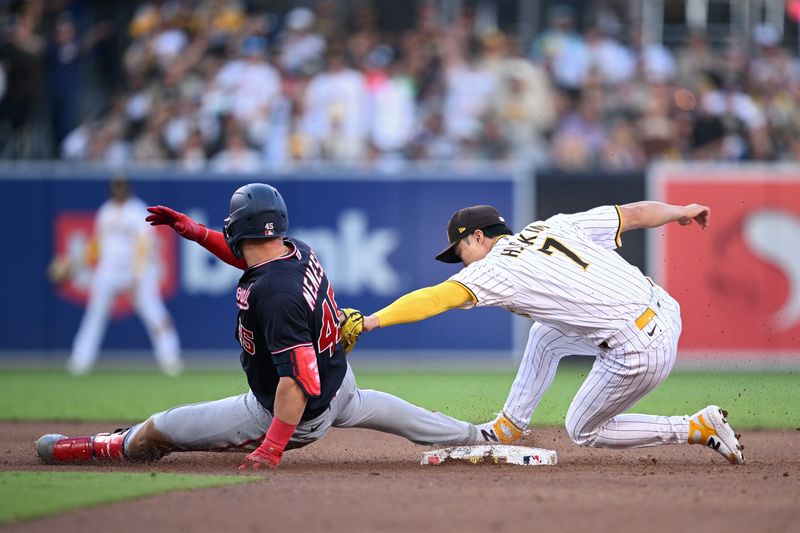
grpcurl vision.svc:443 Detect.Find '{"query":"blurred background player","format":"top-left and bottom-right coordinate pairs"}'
top-left (67, 175), bottom-right (183, 376)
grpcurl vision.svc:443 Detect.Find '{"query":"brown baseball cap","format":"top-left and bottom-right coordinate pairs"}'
top-left (435, 205), bottom-right (510, 263)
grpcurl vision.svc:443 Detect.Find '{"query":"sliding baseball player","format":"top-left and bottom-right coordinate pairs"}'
top-left (36, 184), bottom-right (479, 469)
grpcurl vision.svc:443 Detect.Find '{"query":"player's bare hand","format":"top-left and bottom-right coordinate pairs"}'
top-left (238, 445), bottom-right (282, 470)
top-left (47, 256), bottom-right (74, 285)
top-left (146, 206), bottom-right (207, 242)
top-left (678, 204), bottom-right (710, 229)
top-left (362, 315), bottom-right (380, 333)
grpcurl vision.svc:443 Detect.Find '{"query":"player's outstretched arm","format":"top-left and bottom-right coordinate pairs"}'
top-left (239, 377), bottom-right (307, 470)
top-left (618, 201), bottom-right (710, 232)
top-left (146, 206), bottom-right (248, 269)
top-left (362, 281), bottom-right (475, 332)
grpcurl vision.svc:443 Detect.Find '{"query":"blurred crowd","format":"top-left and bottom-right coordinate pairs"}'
top-left (2, 0), bottom-right (800, 171)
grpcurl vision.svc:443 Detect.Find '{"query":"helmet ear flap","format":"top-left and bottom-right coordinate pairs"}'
top-left (223, 216), bottom-right (244, 259)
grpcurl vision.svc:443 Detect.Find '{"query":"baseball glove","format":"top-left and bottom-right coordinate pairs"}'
top-left (47, 256), bottom-right (74, 285)
top-left (339, 308), bottom-right (364, 355)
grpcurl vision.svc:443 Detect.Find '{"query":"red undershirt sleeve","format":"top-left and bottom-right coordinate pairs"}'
top-left (199, 228), bottom-right (248, 270)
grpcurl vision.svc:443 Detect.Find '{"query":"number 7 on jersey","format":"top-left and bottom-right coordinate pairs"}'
top-left (537, 237), bottom-right (589, 270)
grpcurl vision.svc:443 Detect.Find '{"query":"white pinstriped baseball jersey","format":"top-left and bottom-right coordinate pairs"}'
top-left (450, 205), bottom-right (654, 345)
top-left (95, 197), bottom-right (152, 271)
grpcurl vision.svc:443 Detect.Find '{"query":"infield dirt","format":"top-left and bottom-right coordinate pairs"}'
top-left (2, 422), bottom-right (799, 532)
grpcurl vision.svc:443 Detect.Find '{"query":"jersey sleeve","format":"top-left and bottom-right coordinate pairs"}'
top-left (94, 204), bottom-right (107, 237)
top-left (373, 281), bottom-right (474, 327)
top-left (132, 200), bottom-right (153, 256)
top-left (134, 199), bottom-right (152, 234)
top-left (448, 261), bottom-right (516, 308)
top-left (556, 205), bottom-right (623, 250)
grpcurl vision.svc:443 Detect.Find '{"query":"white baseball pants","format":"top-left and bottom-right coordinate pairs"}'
top-left (69, 264), bottom-right (182, 375)
top-left (503, 285), bottom-right (690, 448)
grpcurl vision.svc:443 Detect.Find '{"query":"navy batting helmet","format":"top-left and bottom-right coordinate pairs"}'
top-left (223, 183), bottom-right (289, 258)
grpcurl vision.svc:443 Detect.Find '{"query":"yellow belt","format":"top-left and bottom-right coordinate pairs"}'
top-left (634, 307), bottom-right (656, 330)
top-left (634, 278), bottom-right (658, 330)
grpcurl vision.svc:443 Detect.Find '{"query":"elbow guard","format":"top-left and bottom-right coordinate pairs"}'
top-left (288, 345), bottom-right (321, 397)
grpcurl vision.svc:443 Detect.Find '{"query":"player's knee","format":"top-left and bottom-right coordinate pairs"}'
top-left (156, 316), bottom-right (175, 334)
top-left (125, 416), bottom-right (176, 461)
top-left (565, 418), bottom-right (599, 447)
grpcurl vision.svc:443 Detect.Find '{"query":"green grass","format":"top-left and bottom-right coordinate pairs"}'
top-left (0, 471), bottom-right (257, 524)
top-left (355, 367), bottom-right (800, 429)
top-left (0, 365), bottom-right (797, 428)
top-left (0, 367), bottom-right (796, 524)
top-left (0, 370), bottom-right (248, 421)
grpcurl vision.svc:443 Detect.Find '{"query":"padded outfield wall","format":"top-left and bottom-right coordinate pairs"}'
top-left (538, 163), bottom-right (800, 365)
top-left (2, 163), bottom-right (797, 365)
top-left (0, 164), bottom-right (531, 362)
top-left (647, 163), bottom-right (800, 365)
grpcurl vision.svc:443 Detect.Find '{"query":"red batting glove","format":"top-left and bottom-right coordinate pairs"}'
top-left (146, 206), bottom-right (208, 242)
top-left (239, 442), bottom-right (283, 470)
top-left (238, 417), bottom-right (297, 471)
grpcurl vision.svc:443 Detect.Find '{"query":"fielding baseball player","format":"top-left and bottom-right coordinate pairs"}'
top-left (67, 177), bottom-right (183, 376)
top-left (36, 184), bottom-right (479, 468)
top-left (353, 202), bottom-right (744, 464)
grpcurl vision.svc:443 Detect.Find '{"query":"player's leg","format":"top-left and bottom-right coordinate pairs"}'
top-left (563, 338), bottom-right (687, 449)
top-left (133, 266), bottom-right (183, 376)
top-left (564, 293), bottom-right (744, 463)
top-left (123, 392), bottom-right (272, 459)
top-left (38, 391), bottom-right (273, 463)
top-left (68, 268), bottom-right (118, 375)
top-left (330, 365), bottom-right (477, 445)
top-left (564, 293), bottom-right (688, 448)
top-left (478, 323), bottom-right (595, 444)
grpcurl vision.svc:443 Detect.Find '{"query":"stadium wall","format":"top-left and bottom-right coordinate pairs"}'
top-left (0, 165), bottom-right (527, 361)
top-left (3, 163), bottom-right (798, 365)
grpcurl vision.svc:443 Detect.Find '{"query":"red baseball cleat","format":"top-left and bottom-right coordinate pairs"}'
top-left (35, 432), bottom-right (127, 464)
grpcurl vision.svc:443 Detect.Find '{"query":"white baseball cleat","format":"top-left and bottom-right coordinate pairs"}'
top-left (476, 412), bottom-right (530, 445)
top-left (66, 359), bottom-right (91, 376)
top-left (159, 358), bottom-right (184, 377)
top-left (688, 405), bottom-right (745, 464)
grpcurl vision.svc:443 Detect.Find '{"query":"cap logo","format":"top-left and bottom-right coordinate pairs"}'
top-left (265, 221), bottom-right (275, 236)
top-left (499, 216), bottom-right (505, 222)
top-left (458, 227), bottom-right (466, 234)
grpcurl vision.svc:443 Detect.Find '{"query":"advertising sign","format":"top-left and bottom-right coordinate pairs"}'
top-left (649, 164), bottom-right (800, 360)
top-left (0, 168), bottom-right (526, 360)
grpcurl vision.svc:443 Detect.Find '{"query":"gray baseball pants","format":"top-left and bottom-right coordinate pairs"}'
top-left (123, 363), bottom-right (476, 459)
